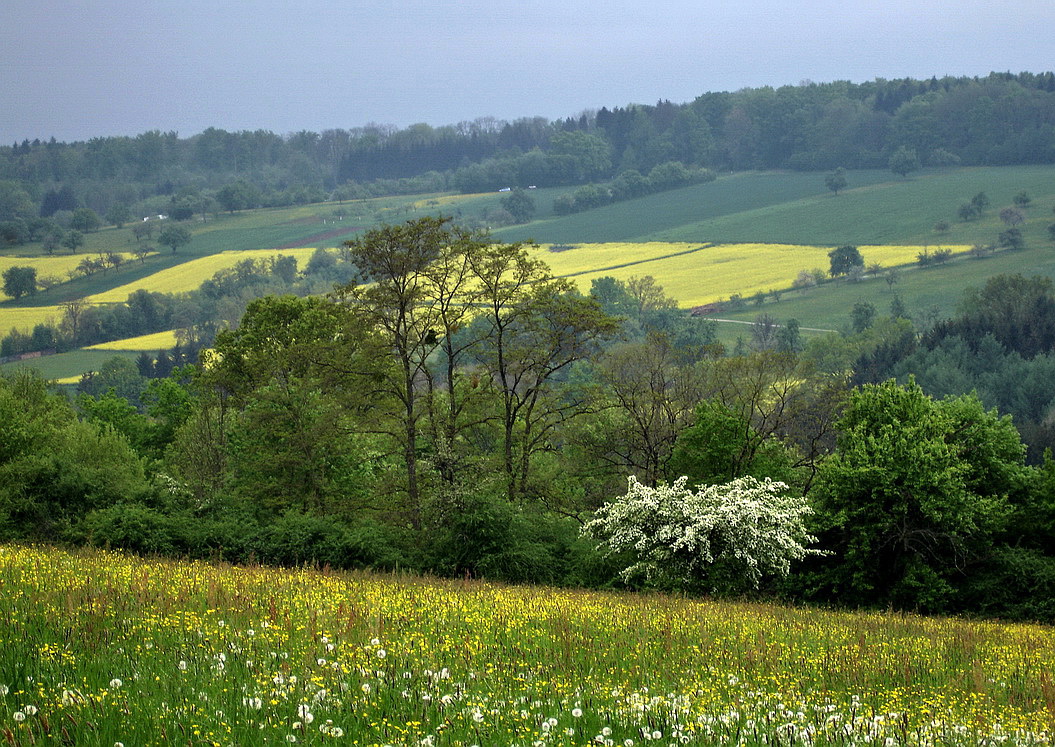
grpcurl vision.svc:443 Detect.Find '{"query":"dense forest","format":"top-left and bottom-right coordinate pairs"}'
top-left (2, 72), bottom-right (1055, 242)
top-left (3, 217), bottom-right (1055, 622)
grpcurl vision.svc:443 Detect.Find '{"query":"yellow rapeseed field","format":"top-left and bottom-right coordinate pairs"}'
top-left (87, 329), bottom-right (182, 351)
top-left (0, 254), bottom-right (141, 301)
top-left (535, 242), bottom-right (710, 277)
top-left (0, 544), bottom-right (1051, 746)
top-left (87, 247), bottom-right (319, 302)
top-left (540, 243), bottom-right (969, 307)
top-left (0, 305), bottom-right (65, 335)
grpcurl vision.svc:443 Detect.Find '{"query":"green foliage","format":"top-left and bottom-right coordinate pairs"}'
top-left (2, 265), bottom-right (37, 299)
top-left (824, 167), bottom-right (847, 195)
top-left (828, 245), bottom-right (863, 277)
top-left (499, 188), bottom-right (535, 223)
top-left (888, 146), bottom-right (921, 177)
top-left (850, 301), bottom-right (876, 333)
top-left (70, 207), bottom-right (102, 232)
top-left (669, 400), bottom-right (797, 486)
top-left (157, 224), bottom-right (192, 253)
top-left (0, 372), bottom-right (149, 541)
top-left (804, 379), bottom-right (1023, 612)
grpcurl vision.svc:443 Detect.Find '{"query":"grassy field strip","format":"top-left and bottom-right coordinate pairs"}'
top-left (556, 243), bottom-right (968, 308)
top-left (87, 329), bottom-right (182, 352)
top-left (86, 247), bottom-right (319, 302)
top-left (0, 544), bottom-right (1052, 746)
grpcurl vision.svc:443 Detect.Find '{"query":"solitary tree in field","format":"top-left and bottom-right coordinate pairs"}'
top-left (825, 167), bottom-right (847, 196)
top-left (62, 230), bottom-right (84, 254)
top-left (2, 265), bottom-right (37, 299)
top-left (828, 245), bottom-right (863, 277)
top-left (158, 225), bottom-right (192, 253)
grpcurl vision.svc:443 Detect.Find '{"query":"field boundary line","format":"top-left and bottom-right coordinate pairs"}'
top-left (554, 243), bottom-right (714, 278)
top-left (706, 317), bottom-right (836, 333)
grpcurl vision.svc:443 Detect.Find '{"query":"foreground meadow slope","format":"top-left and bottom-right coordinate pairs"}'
top-left (1, 545), bottom-right (1053, 746)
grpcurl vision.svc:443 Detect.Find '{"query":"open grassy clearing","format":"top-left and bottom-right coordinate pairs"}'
top-left (1, 544), bottom-right (1052, 746)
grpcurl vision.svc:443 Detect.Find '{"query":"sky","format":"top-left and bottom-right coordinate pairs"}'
top-left (3, 0), bottom-right (1054, 144)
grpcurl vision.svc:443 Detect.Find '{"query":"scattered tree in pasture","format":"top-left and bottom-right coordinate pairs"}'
top-left (825, 167), bottom-right (847, 195)
top-left (62, 229), bottom-right (84, 253)
top-left (70, 207), bottom-right (102, 232)
top-left (42, 229), bottom-right (63, 255)
top-left (999, 228), bottom-right (1025, 250)
top-left (793, 270), bottom-right (816, 293)
top-left (2, 265), bottom-right (37, 299)
top-left (105, 203), bottom-right (132, 228)
top-left (132, 221), bottom-right (154, 242)
top-left (36, 274), bottom-right (62, 293)
top-left (1013, 191), bottom-right (1032, 208)
top-left (885, 267), bottom-right (901, 289)
top-left (934, 220), bottom-right (949, 233)
top-left (157, 225), bottom-right (192, 253)
top-left (1000, 207), bottom-right (1025, 227)
top-left (828, 245), bottom-right (863, 277)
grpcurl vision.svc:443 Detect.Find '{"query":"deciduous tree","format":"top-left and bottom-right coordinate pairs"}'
top-left (2, 266), bottom-right (37, 299)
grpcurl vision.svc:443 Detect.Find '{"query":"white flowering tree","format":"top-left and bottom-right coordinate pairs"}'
top-left (583, 475), bottom-right (820, 593)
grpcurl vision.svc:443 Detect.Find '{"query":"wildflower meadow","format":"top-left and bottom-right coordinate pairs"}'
top-left (1, 545), bottom-right (1053, 746)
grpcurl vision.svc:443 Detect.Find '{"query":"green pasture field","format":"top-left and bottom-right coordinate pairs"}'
top-left (498, 166), bottom-right (1055, 246)
top-left (1, 544), bottom-right (1053, 746)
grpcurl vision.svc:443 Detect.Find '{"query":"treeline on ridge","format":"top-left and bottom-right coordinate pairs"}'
top-left (2, 71), bottom-right (1054, 242)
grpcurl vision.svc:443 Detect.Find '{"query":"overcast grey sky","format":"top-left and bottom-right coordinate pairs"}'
top-left (3, 0), bottom-right (1053, 143)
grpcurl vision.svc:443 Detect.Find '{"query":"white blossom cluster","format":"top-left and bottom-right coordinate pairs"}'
top-left (583, 475), bottom-right (821, 588)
